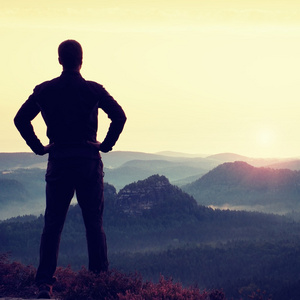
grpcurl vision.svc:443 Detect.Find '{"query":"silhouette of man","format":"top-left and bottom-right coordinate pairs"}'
top-left (14, 40), bottom-right (126, 299)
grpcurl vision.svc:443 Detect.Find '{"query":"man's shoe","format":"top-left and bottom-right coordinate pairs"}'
top-left (37, 283), bottom-right (53, 299)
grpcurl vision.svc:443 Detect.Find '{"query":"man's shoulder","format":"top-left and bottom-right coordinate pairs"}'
top-left (34, 76), bottom-right (61, 92)
top-left (84, 79), bottom-right (107, 94)
top-left (85, 79), bottom-right (104, 89)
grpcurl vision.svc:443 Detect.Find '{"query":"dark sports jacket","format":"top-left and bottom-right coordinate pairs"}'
top-left (14, 70), bottom-right (126, 159)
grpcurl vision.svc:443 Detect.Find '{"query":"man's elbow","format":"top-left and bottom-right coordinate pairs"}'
top-left (115, 115), bottom-right (127, 132)
top-left (13, 114), bottom-right (21, 129)
top-left (122, 114), bottom-right (127, 125)
top-left (14, 113), bottom-right (28, 131)
top-left (110, 111), bottom-right (127, 130)
top-left (117, 112), bottom-right (127, 126)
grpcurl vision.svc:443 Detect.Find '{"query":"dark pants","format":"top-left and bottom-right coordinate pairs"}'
top-left (35, 158), bottom-right (108, 285)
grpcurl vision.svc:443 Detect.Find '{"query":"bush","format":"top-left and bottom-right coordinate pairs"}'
top-left (0, 253), bottom-right (36, 298)
top-left (118, 276), bottom-right (224, 300)
top-left (0, 252), bottom-right (225, 299)
top-left (59, 269), bottom-right (223, 300)
top-left (59, 268), bottom-right (143, 300)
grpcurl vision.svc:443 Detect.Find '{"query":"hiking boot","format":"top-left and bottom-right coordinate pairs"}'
top-left (37, 283), bottom-right (53, 299)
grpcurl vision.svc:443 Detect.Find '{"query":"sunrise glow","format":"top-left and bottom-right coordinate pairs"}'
top-left (2, 1), bottom-right (300, 158)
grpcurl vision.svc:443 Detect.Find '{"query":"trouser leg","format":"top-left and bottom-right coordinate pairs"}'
top-left (76, 159), bottom-right (108, 272)
top-left (35, 161), bottom-right (75, 285)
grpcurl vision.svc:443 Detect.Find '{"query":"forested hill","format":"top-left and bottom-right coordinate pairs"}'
top-left (0, 168), bottom-right (47, 219)
top-left (182, 161), bottom-right (300, 213)
top-left (0, 179), bottom-right (28, 203)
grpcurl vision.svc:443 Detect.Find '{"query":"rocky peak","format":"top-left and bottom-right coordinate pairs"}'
top-left (116, 175), bottom-right (173, 215)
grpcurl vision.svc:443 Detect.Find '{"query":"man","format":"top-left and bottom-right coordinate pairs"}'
top-left (14, 40), bottom-right (126, 299)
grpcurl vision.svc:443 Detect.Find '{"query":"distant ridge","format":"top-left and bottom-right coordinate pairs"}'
top-left (206, 152), bottom-right (249, 161)
top-left (155, 151), bottom-right (205, 158)
top-left (0, 151), bottom-right (294, 171)
top-left (182, 161), bottom-right (300, 214)
top-left (206, 152), bottom-right (284, 167)
top-left (1, 151), bottom-right (298, 196)
top-left (266, 159), bottom-right (300, 171)
top-left (0, 152), bottom-right (47, 170)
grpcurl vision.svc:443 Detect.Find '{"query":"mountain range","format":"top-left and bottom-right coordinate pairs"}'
top-left (1, 151), bottom-right (300, 188)
top-left (1, 151), bottom-right (300, 219)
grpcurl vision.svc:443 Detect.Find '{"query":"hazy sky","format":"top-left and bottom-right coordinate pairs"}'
top-left (2, 0), bottom-right (300, 158)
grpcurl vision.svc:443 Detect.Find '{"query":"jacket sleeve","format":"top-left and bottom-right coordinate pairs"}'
top-left (14, 93), bottom-right (45, 155)
top-left (97, 87), bottom-right (127, 152)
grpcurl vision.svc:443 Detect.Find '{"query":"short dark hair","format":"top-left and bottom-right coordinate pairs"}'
top-left (58, 40), bottom-right (83, 69)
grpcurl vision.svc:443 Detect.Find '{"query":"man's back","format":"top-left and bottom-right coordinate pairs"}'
top-left (15, 70), bottom-right (126, 158)
top-left (35, 71), bottom-right (99, 145)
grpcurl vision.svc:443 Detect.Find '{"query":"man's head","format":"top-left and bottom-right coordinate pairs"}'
top-left (58, 40), bottom-right (83, 70)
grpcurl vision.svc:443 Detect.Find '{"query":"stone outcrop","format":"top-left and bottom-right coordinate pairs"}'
top-left (116, 175), bottom-right (179, 215)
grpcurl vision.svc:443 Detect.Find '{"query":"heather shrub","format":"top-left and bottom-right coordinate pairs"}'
top-left (59, 268), bottom-right (143, 300)
top-left (59, 269), bottom-right (224, 300)
top-left (0, 253), bottom-right (36, 298)
top-left (0, 253), bottom-right (225, 299)
top-left (118, 275), bottom-right (224, 300)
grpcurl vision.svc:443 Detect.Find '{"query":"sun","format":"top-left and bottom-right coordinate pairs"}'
top-left (257, 129), bottom-right (275, 147)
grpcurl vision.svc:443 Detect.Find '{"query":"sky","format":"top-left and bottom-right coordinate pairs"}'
top-left (1, 0), bottom-right (300, 158)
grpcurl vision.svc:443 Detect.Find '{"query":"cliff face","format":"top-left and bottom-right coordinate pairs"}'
top-left (116, 175), bottom-right (171, 214)
top-left (116, 175), bottom-right (197, 215)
